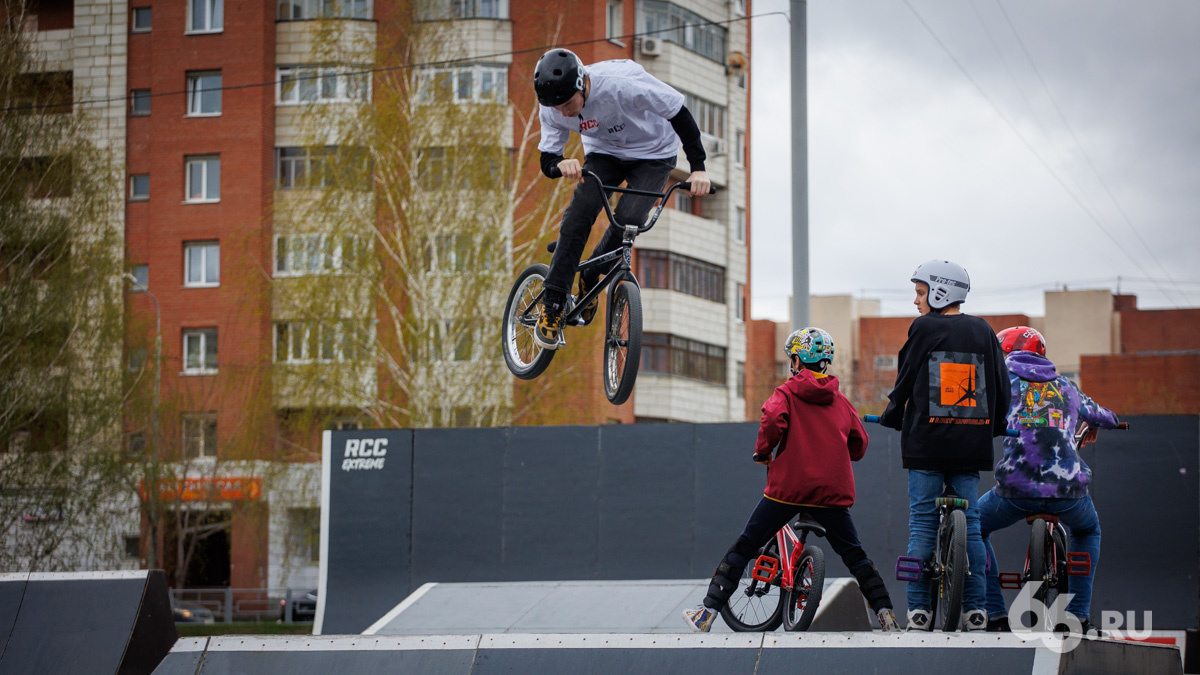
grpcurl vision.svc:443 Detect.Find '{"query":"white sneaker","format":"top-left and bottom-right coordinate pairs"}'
top-left (877, 608), bottom-right (900, 632)
top-left (906, 609), bottom-right (932, 632)
top-left (682, 605), bottom-right (718, 632)
top-left (963, 609), bottom-right (987, 632)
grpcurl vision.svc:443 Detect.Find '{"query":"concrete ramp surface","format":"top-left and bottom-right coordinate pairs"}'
top-left (361, 578), bottom-right (872, 635)
top-left (152, 632), bottom-right (1182, 675)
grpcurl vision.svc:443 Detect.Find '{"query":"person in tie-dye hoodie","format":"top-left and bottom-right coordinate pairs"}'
top-left (978, 326), bottom-right (1119, 635)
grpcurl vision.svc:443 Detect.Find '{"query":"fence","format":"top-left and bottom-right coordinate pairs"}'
top-left (169, 587), bottom-right (316, 623)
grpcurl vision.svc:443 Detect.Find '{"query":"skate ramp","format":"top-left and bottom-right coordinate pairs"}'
top-left (0, 570), bottom-right (177, 675)
top-left (152, 632), bottom-right (1182, 675)
top-left (361, 578), bottom-right (872, 635)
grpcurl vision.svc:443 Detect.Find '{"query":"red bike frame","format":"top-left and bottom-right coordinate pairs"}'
top-left (749, 524), bottom-right (805, 593)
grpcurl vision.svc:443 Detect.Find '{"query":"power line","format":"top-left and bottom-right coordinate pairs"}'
top-left (992, 0), bottom-right (1190, 307)
top-left (1, 12), bottom-right (785, 114)
top-left (899, 0), bottom-right (1179, 308)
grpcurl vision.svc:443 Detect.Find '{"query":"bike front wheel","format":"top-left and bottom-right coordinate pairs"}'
top-left (603, 279), bottom-right (642, 405)
top-left (936, 509), bottom-right (967, 632)
top-left (783, 544), bottom-right (825, 632)
top-left (502, 264), bottom-right (555, 380)
top-left (720, 538), bottom-right (785, 632)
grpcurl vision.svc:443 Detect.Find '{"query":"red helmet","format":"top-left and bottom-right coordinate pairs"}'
top-left (997, 326), bottom-right (1046, 356)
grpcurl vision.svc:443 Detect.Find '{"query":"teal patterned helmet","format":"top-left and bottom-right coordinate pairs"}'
top-left (784, 327), bottom-right (835, 366)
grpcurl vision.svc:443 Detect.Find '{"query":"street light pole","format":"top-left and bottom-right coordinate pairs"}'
top-left (126, 274), bottom-right (161, 569)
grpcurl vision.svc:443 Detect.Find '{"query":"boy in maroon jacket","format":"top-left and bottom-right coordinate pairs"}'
top-left (683, 328), bottom-right (899, 632)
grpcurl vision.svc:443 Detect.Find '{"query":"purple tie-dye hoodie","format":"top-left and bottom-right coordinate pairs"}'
top-left (994, 352), bottom-right (1120, 499)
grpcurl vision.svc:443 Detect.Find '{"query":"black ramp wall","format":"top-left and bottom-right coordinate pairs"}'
top-left (318, 416), bottom-right (1199, 635)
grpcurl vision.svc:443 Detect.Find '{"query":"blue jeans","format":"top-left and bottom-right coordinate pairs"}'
top-left (978, 489), bottom-right (1101, 620)
top-left (906, 470), bottom-right (986, 614)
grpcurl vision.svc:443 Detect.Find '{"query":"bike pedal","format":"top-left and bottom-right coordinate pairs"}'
top-left (751, 555), bottom-right (780, 584)
top-left (1066, 552), bottom-right (1092, 576)
top-left (896, 556), bottom-right (923, 582)
top-left (998, 572), bottom-right (1024, 590)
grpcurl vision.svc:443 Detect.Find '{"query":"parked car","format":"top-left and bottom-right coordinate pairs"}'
top-left (173, 602), bottom-right (216, 624)
top-left (279, 589), bottom-right (317, 622)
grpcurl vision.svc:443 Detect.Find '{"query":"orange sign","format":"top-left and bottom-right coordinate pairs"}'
top-left (138, 477), bottom-right (262, 502)
top-left (939, 363), bottom-right (978, 407)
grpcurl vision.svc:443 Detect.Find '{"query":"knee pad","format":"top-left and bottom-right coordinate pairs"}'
top-left (852, 564), bottom-right (893, 611)
top-left (705, 561), bottom-right (743, 609)
top-left (725, 536), bottom-right (761, 569)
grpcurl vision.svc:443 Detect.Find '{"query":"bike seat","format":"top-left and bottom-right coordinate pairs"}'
top-left (547, 241), bottom-right (557, 253)
top-left (792, 515), bottom-right (826, 538)
top-left (1026, 513), bottom-right (1059, 525)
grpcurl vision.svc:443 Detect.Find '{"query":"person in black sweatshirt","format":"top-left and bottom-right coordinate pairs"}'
top-left (880, 259), bottom-right (1010, 631)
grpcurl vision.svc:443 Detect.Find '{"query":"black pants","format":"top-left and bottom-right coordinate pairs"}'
top-left (544, 153), bottom-right (676, 297)
top-left (708, 496), bottom-right (893, 612)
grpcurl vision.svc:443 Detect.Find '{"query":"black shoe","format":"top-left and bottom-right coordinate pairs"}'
top-left (987, 616), bottom-right (1011, 632)
top-left (1054, 617), bottom-right (1104, 638)
top-left (575, 276), bottom-right (599, 325)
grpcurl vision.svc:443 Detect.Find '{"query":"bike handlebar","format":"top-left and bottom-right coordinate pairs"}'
top-left (863, 414), bottom-right (1019, 437)
top-left (676, 181), bottom-right (718, 195)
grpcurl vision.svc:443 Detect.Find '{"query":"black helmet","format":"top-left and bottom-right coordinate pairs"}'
top-left (533, 49), bottom-right (586, 107)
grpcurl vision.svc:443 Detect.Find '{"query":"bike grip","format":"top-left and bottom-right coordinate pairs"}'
top-left (676, 182), bottom-right (718, 195)
top-left (752, 453), bottom-right (770, 463)
top-left (1005, 429), bottom-right (1019, 437)
top-left (863, 414), bottom-right (881, 424)
top-left (1116, 422), bottom-right (1129, 430)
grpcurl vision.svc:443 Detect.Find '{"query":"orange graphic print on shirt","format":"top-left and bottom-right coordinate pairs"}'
top-left (939, 362), bottom-right (978, 408)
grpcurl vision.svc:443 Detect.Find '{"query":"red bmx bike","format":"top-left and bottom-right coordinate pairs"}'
top-left (720, 512), bottom-right (827, 632)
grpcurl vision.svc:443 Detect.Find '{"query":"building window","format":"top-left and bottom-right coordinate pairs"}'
top-left (127, 347), bottom-right (147, 372)
top-left (130, 89), bottom-right (151, 116)
top-left (132, 7), bottom-right (152, 32)
top-left (182, 413), bottom-right (217, 459)
top-left (275, 146), bottom-right (371, 190)
top-left (736, 361), bottom-right (745, 396)
top-left (430, 320), bottom-right (474, 362)
top-left (676, 190), bottom-right (696, 213)
top-left (874, 355), bottom-right (898, 371)
top-left (640, 0), bottom-right (726, 63)
top-left (606, 0), bottom-right (623, 40)
top-left (123, 535), bottom-right (141, 559)
top-left (641, 332), bottom-right (727, 385)
top-left (277, 66), bottom-right (370, 105)
top-left (733, 0), bottom-right (745, 16)
top-left (185, 155), bottom-right (220, 202)
top-left (274, 320), bottom-right (369, 364)
top-left (637, 250), bottom-right (725, 303)
top-left (735, 130), bottom-right (745, 167)
top-left (184, 241), bottom-right (220, 286)
top-left (415, 64), bottom-right (507, 104)
top-left (736, 282), bottom-right (745, 321)
top-left (183, 328), bottom-right (218, 374)
top-left (328, 419), bottom-right (362, 430)
top-left (187, 0), bottom-right (223, 33)
top-left (274, 233), bottom-right (363, 275)
top-left (279, 0), bottom-right (372, 20)
top-left (415, 0), bottom-right (509, 21)
top-left (130, 174), bottom-right (149, 201)
top-left (681, 92), bottom-right (725, 140)
top-left (130, 264), bottom-right (149, 289)
top-left (735, 207), bottom-right (745, 244)
top-left (286, 508), bottom-right (320, 563)
top-left (186, 71), bottom-right (221, 116)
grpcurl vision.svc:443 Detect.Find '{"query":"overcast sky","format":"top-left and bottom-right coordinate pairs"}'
top-left (748, 0), bottom-right (1200, 321)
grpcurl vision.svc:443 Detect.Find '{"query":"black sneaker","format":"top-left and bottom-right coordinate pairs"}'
top-left (987, 616), bottom-right (1011, 632)
top-left (534, 300), bottom-right (564, 350)
top-left (1055, 617), bottom-right (1105, 638)
top-left (575, 276), bottom-right (599, 325)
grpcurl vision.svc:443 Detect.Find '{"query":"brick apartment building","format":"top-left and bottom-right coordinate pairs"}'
top-left (746, 290), bottom-right (1200, 421)
top-left (24, 0), bottom-right (752, 589)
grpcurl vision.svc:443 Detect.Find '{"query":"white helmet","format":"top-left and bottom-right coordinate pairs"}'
top-left (911, 260), bottom-right (970, 310)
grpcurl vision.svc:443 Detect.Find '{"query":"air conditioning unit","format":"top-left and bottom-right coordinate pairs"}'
top-left (701, 133), bottom-right (726, 157)
top-left (640, 37), bottom-right (663, 57)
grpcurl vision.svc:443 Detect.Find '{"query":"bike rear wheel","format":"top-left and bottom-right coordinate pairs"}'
top-left (603, 279), bottom-right (642, 405)
top-left (1025, 518), bottom-right (1054, 628)
top-left (936, 509), bottom-right (967, 632)
top-left (502, 264), bottom-right (555, 380)
top-left (720, 538), bottom-right (785, 632)
top-left (783, 544), bottom-right (825, 632)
